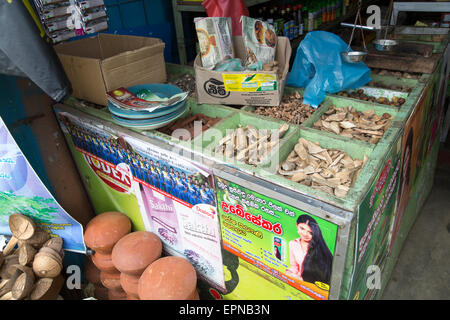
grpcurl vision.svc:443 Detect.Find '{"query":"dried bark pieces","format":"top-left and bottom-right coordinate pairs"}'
top-left (214, 123), bottom-right (289, 166)
top-left (313, 105), bottom-right (393, 144)
top-left (158, 113), bottom-right (222, 140)
top-left (278, 138), bottom-right (366, 198)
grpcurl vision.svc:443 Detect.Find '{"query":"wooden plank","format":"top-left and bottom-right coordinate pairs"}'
top-left (364, 52), bottom-right (440, 74)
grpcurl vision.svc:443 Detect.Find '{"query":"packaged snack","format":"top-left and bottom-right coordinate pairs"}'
top-left (194, 17), bottom-right (234, 69)
top-left (241, 16), bottom-right (277, 70)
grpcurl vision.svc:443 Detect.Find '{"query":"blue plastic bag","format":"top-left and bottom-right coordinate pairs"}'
top-left (287, 31), bottom-right (371, 107)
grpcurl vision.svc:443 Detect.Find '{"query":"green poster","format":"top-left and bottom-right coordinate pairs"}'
top-left (215, 177), bottom-right (338, 300)
top-left (349, 137), bottom-right (402, 300)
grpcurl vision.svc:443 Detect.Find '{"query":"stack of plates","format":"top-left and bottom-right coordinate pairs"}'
top-left (108, 84), bottom-right (188, 130)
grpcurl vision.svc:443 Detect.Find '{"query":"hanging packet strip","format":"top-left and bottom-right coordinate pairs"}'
top-left (241, 16), bottom-right (277, 70)
top-left (287, 31), bottom-right (371, 107)
top-left (194, 17), bottom-right (234, 70)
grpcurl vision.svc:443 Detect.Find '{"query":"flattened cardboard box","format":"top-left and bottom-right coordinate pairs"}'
top-left (194, 36), bottom-right (292, 106)
top-left (54, 33), bottom-right (166, 106)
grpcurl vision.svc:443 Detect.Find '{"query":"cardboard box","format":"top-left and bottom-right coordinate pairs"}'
top-left (194, 36), bottom-right (291, 107)
top-left (54, 34), bottom-right (166, 106)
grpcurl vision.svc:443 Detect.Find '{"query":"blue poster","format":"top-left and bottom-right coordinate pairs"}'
top-left (0, 117), bottom-right (85, 253)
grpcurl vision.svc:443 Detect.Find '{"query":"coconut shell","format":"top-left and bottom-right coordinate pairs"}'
top-left (11, 265), bottom-right (35, 300)
top-left (138, 256), bottom-right (197, 300)
top-left (83, 212), bottom-right (131, 254)
top-left (18, 243), bottom-right (37, 266)
top-left (9, 214), bottom-right (36, 240)
top-left (111, 231), bottom-right (162, 275)
top-left (100, 271), bottom-right (122, 290)
top-left (0, 254), bottom-right (19, 279)
top-left (91, 252), bottom-right (118, 273)
top-left (38, 247), bottom-right (64, 261)
top-left (30, 275), bottom-right (64, 300)
top-left (32, 253), bottom-right (62, 278)
top-left (120, 273), bottom-right (140, 297)
top-left (19, 229), bottom-right (50, 249)
top-left (43, 237), bottom-right (63, 252)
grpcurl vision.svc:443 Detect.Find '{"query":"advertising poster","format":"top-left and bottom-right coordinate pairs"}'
top-left (350, 136), bottom-right (402, 300)
top-left (121, 134), bottom-right (226, 291)
top-left (56, 108), bottom-right (226, 291)
top-left (56, 110), bottom-right (146, 231)
top-left (389, 86), bottom-right (430, 255)
top-left (215, 177), bottom-right (338, 300)
top-left (0, 116), bottom-right (85, 253)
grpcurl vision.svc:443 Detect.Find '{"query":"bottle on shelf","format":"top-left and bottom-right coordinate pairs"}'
top-left (297, 4), bottom-right (304, 36)
top-left (308, 3), bottom-right (314, 31)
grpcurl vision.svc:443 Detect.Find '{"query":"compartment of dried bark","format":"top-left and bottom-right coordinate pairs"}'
top-left (312, 105), bottom-right (393, 144)
top-left (277, 137), bottom-right (368, 198)
top-left (214, 123), bottom-right (290, 166)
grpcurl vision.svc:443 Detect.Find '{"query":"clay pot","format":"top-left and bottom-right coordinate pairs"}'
top-left (91, 252), bottom-right (118, 273)
top-left (120, 272), bottom-right (140, 297)
top-left (84, 212), bottom-right (131, 254)
top-left (100, 271), bottom-right (122, 290)
top-left (93, 285), bottom-right (109, 300)
top-left (111, 231), bottom-right (162, 275)
top-left (138, 256), bottom-right (197, 300)
top-left (107, 288), bottom-right (127, 300)
top-left (189, 290), bottom-right (200, 300)
top-left (84, 258), bottom-right (101, 285)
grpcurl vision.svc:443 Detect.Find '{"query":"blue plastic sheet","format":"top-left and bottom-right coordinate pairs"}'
top-left (286, 31), bottom-right (371, 107)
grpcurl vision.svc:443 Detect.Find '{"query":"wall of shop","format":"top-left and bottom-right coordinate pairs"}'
top-left (103, 0), bottom-right (178, 63)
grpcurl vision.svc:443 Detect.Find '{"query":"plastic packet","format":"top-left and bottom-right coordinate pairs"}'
top-left (241, 16), bottom-right (277, 70)
top-left (214, 58), bottom-right (245, 71)
top-left (194, 17), bottom-right (234, 69)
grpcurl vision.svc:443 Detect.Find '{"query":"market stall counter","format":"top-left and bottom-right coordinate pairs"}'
top-left (53, 30), bottom-right (447, 300)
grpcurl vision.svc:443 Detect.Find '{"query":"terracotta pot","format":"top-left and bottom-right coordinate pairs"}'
top-left (189, 290), bottom-right (200, 300)
top-left (85, 258), bottom-right (102, 285)
top-left (120, 272), bottom-right (140, 297)
top-left (100, 271), bottom-right (122, 290)
top-left (91, 252), bottom-right (119, 273)
top-left (138, 256), bottom-right (197, 300)
top-left (111, 231), bottom-right (162, 275)
top-left (93, 285), bottom-right (109, 300)
top-left (84, 211), bottom-right (131, 254)
top-left (108, 288), bottom-right (127, 300)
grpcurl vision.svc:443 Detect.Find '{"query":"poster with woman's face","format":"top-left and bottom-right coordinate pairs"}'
top-left (215, 177), bottom-right (338, 300)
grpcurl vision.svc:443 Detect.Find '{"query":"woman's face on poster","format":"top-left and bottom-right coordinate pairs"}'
top-left (297, 222), bottom-right (313, 242)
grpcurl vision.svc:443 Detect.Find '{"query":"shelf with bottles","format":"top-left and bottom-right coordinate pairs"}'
top-left (250, 0), bottom-right (383, 50)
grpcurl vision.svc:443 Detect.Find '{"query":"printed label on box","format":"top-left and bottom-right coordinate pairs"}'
top-left (222, 73), bottom-right (277, 92)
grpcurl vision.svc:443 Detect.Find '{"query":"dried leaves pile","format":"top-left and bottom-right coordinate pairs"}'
top-left (253, 92), bottom-right (315, 125)
top-left (170, 74), bottom-right (197, 97)
top-left (278, 138), bottom-right (368, 198)
top-left (313, 106), bottom-right (393, 144)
